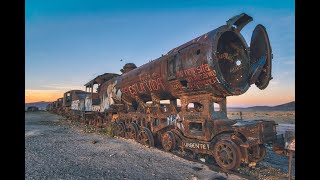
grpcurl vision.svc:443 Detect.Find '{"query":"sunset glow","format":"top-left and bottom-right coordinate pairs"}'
top-left (25, 85), bottom-right (295, 107)
top-left (25, 90), bottom-right (65, 103)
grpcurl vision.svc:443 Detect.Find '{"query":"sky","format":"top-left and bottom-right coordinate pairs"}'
top-left (25, 0), bottom-right (295, 107)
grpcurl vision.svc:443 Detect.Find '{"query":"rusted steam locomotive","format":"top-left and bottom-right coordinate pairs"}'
top-left (48, 13), bottom-right (277, 170)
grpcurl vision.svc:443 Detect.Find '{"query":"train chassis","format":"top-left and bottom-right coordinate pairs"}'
top-left (111, 113), bottom-right (267, 170)
top-left (101, 93), bottom-right (271, 170)
top-left (52, 92), bottom-right (274, 170)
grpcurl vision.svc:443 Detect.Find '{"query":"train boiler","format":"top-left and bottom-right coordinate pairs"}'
top-left (94, 13), bottom-right (276, 170)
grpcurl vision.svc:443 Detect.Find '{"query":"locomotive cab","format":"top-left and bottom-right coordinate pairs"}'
top-left (178, 94), bottom-right (231, 141)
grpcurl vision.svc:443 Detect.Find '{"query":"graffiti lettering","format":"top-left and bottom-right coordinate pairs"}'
top-left (144, 81), bottom-right (152, 91)
top-left (134, 83), bottom-right (146, 93)
top-left (122, 78), bottom-right (165, 97)
top-left (177, 64), bottom-right (211, 78)
top-left (217, 52), bottom-right (234, 62)
top-left (100, 80), bottom-right (120, 111)
top-left (173, 64), bottom-right (219, 90)
top-left (185, 113), bottom-right (201, 118)
top-left (171, 83), bottom-right (182, 90)
top-left (167, 114), bottom-right (179, 126)
top-left (230, 64), bottom-right (242, 73)
top-left (188, 77), bottom-right (220, 88)
top-left (150, 80), bottom-right (158, 90)
top-left (183, 142), bottom-right (210, 150)
top-left (139, 74), bottom-right (152, 82)
top-left (71, 100), bottom-right (80, 110)
top-left (129, 86), bottom-right (137, 96)
top-left (176, 71), bottom-right (184, 78)
top-left (122, 87), bottom-right (129, 95)
top-left (92, 105), bottom-right (100, 112)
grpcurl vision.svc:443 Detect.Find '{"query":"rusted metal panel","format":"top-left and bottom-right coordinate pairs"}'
top-left (284, 131), bottom-right (295, 151)
top-left (272, 125), bottom-right (295, 154)
top-left (92, 105), bottom-right (101, 112)
top-left (63, 90), bottom-right (89, 107)
top-left (232, 120), bottom-right (276, 145)
top-left (85, 96), bottom-right (92, 111)
top-left (56, 98), bottom-right (63, 107)
top-left (84, 93), bottom-right (100, 111)
top-left (226, 13), bottom-right (253, 32)
top-left (71, 100), bottom-right (80, 110)
top-left (250, 24), bottom-right (272, 89)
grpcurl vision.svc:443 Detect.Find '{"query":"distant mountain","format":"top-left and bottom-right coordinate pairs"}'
top-left (272, 101), bottom-right (295, 111)
top-left (25, 101), bottom-right (51, 110)
top-left (228, 101), bottom-right (295, 111)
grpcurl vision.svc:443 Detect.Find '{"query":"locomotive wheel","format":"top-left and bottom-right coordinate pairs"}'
top-left (248, 144), bottom-right (267, 162)
top-left (161, 131), bottom-right (176, 152)
top-left (126, 122), bottom-right (139, 140)
top-left (114, 123), bottom-right (126, 137)
top-left (95, 118), bottom-right (100, 127)
top-left (213, 138), bottom-right (241, 170)
top-left (137, 127), bottom-right (154, 147)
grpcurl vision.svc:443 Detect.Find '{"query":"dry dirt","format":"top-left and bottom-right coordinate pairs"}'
top-left (227, 111), bottom-right (295, 124)
top-left (25, 111), bottom-right (295, 180)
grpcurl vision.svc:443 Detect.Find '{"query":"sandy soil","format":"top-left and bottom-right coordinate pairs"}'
top-left (25, 111), bottom-right (295, 180)
top-left (227, 111), bottom-right (295, 124)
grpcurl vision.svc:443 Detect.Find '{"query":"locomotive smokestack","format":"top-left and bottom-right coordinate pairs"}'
top-left (120, 63), bottom-right (137, 74)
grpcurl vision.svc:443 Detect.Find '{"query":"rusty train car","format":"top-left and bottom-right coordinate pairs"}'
top-left (47, 13), bottom-right (279, 170)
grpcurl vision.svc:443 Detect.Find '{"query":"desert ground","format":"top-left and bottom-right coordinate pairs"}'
top-left (227, 111), bottom-right (295, 125)
top-left (25, 111), bottom-right (295, 180)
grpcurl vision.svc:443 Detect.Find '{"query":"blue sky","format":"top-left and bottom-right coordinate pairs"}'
top-left (25, 0), bottom-right (295, 106)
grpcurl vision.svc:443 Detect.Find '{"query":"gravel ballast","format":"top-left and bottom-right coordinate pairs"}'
top-left (25, 111), bottom-right (243, 180)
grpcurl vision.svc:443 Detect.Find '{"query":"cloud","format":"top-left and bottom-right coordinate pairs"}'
top-left (25, 89), bottom-right (62, 92)
top-left (40, 84), bottom-right (84, 90)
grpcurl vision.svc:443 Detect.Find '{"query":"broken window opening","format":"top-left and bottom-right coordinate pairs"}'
top-left (187, 102), bottom-right (204, 112)
top-left (160, 100), bottom-right (170, 104)
top-left (180, 80), bottom-right (188, 87)
top-left (196, 49), bottom-right (201, 55)
top-left (154, 118), bottom-right (159, 126)
top-left (189, 122), bottom-right (203, 131)
top-left (213, 102), bottom-right (221, 111)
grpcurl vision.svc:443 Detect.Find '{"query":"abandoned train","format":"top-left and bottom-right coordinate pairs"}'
top-left (47, 13), bottom-right (278, 170)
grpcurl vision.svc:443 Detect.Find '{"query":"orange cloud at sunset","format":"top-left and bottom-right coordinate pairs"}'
top-left (25, 90), bottom-right (66, 103)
